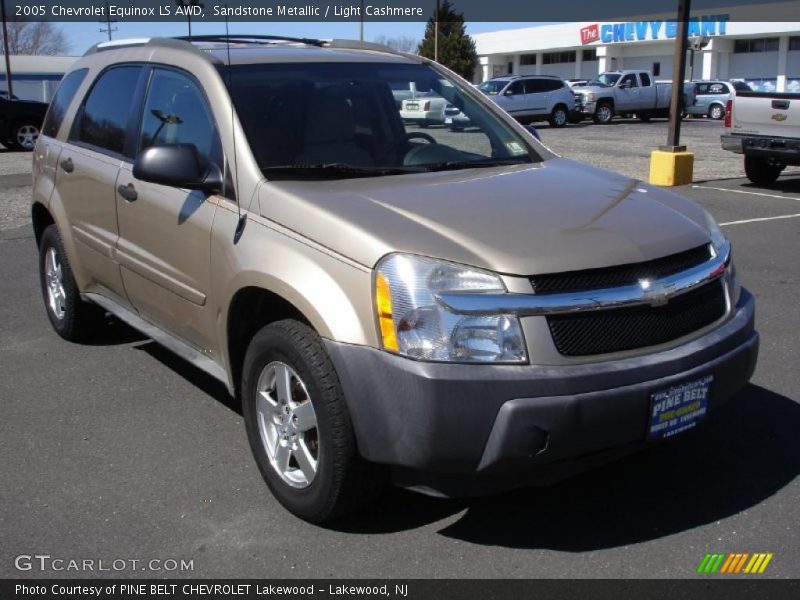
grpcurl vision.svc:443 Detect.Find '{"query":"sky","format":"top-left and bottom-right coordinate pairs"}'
top-left (59, 21), bottom-right (533, 55)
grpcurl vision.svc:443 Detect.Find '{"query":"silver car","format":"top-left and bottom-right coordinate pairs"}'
top-left (686, 81), bottom-right (743, 120)
top-left (479, 75), bottom-right (576, 128)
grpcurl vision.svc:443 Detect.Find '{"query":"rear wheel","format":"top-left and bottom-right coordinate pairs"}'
top-left (709, 104), bottom-right (725, 120)
top-left (593, 102), bottom-right (614, 124)
top-left (548, 105), bottom-right (568, 128)
top-left (242, 320), bottom-right (385, 523)
top-left (13, 122), bottom-right (39, 151)
top-left (38, 225), bottom-right (103, 341)
top-left (744, 155), bottom-right (785, 186)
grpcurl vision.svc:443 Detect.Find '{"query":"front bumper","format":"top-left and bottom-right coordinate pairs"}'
top-left (325, 290), bottom-right (757, 496)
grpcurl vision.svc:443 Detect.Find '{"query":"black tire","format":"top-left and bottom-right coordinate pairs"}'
top-left (38, 224), bottom-right (103, 341)
top-left (242, 319), bottom-right (385, 523)
top-left (744, 155), bottom-right (785, 186)
top-left (2, 136), bottom-right (19, 150)
top-left (548, 105), bottom-right (568, 128)
top-left (709, 104), bottom-right (725, 120)
top-left (592, 102), bottom-right (614, 124)
top-left (12, 121), bottom-right (39, 151)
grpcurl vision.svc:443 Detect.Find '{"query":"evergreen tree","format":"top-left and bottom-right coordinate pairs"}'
top-left (417, 1), bottom-right (478, 81)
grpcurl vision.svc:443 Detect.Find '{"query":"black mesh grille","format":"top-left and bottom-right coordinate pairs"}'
top-left (547, 279), bottom-right (726, 356)
top-left (530, 245), bottom-right (711, 294)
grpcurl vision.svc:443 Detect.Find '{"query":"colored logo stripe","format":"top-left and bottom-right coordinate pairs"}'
top-left (697, 553), bottom-right (773, 574)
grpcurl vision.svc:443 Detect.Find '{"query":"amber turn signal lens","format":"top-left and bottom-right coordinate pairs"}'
top-left (375, 272), bottom-right (399, 351)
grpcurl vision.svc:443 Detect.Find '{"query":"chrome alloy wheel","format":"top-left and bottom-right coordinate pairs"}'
top-left (596, 105), bottom-right (612, 123)
top-left (256, 361), bottom-right (319, 488)
top-left (44, 247), bottom-right (66, 320)
top-left (553, 108), bottom-right (567, 126)
top-left (16, 124), bottom-right (39, 150)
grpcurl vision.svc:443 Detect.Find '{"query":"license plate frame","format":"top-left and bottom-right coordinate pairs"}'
top-left (647, 374), bottom-right (713, 440)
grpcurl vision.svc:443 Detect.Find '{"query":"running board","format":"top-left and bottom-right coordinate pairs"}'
top-left (82, 292), bottom-right (232, 394)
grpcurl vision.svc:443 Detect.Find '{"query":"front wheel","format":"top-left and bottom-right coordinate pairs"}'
top-left (744, 155), bottom-right (785, 186)
top-left (242, 320), bottom-right (385, 523)
top-left (548, 105), bottom-right (568, 128)
top-left (593, 102), bottom-right (614, 124)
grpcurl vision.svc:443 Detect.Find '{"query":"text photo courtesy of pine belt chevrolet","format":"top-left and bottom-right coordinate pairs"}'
top-left (32, 35), bottom-right (757, 524)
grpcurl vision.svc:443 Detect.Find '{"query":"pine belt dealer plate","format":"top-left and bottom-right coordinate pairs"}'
top-left (648, 375), bottom-right (713, 440)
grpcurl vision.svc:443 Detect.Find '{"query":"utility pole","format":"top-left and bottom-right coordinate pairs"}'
top-left (0, 0), bottom-right (12, 99)
top-left (434, 0), bottom-right (439, 62)
top-left (99, 1), bottom-right (117, 41)
top-left (665, 0), bottom-right (691, 149)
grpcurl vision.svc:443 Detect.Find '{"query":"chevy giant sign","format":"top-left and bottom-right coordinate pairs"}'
top-left (580, 14), bottom-right (730, 45)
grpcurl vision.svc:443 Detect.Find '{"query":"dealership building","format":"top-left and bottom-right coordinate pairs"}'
top-left (473, 7), bottom-right (800, 93)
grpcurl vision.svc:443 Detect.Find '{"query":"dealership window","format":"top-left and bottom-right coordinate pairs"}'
top-left (734, 37), bottom-right (779, 53)
top-left (653, 62), bottom-right (661, 77)
top-left (542, 51), bottom-right (576, 64)
top-left (582, 49), bottom-right (597, 62)
top-left (790, 36), bottom-right (800, 51)
top-left (519, 54), bottom-right (537, 66)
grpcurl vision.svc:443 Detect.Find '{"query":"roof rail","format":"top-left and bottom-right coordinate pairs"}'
top-left (174, 34), bottom-right (327, 47)
top-left (84, 36), bottom-right (202, 56)
top-left (327, 39), bottom-right (401, 55)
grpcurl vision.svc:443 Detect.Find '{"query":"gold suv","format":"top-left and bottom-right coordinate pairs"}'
top-left (32, 36), bottom-right (758, 523)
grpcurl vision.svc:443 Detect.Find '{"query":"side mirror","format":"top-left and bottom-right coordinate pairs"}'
top-left (133, 144), bottom-right (223, 195)
top-left (525, 124), bottom-right (541, 140)
top-left (619, 80), bottom-right (631, 89)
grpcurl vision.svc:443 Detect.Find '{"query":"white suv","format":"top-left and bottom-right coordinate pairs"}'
top-left (479, 75), bottom-right (575, 128)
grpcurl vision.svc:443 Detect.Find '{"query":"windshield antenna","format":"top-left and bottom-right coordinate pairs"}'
top-left (225, 7), bottom-right (246, 244)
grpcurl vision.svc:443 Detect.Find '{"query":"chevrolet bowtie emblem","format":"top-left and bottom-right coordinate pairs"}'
top-left (639, 279), bottom-right (674, 307)
top-left (771, 113), bottom-right (788, 122)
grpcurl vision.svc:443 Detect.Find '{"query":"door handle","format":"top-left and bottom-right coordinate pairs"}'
top-left (60, 158), bottom-right (74, 173)
top-left (117, 183), bottom-right (138, 202)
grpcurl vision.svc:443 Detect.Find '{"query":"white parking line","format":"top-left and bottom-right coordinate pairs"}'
top-left (720, 213), bottom-right (800, 226)
top-left (692, 185), bottom-right (800, 202)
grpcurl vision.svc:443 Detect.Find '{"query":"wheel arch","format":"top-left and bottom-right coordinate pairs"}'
top-left (31, 201), bottom-right (55, 247)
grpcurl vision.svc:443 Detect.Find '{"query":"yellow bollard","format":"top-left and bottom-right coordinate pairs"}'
top-left (649, 147), bottom-right (694, 186)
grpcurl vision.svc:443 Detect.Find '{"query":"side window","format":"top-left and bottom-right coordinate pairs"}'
top-left (620, 74), bottom-right (638, 88)
top-left (73, 66), bottom-right (142, 156)
top-left (138, 68), bottom-right (222, 170)
top-left (524, 79), bottom-right (543, 94)
top-left (42, 68), bottom-right (88, 138)
top-left (506, 81), bottom-right (525, 95)
top-left (640, 73), bottom-right (652, 87)
top-left (696, 83), bottom-right (709, 94)
top-left (709, 83), bottom-right (727, 94)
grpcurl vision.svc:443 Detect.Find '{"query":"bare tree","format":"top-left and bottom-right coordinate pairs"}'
top-left (1, 22), bottom-right (71, 55)
top-left (373, 35), bottom-right (419, 54)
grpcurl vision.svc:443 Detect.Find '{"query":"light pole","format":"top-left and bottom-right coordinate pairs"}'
top-left (1, 0), bottom-right (12, 99)
top-left (434, 0), bottom-right (440, 62)
top-left (687, 35), bottom-right (710, 82)
top-left (665, 0), bottom-right (691, 149)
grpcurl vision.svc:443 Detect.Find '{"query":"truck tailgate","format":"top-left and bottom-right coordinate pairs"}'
top-left (732, 92), bottom-right (799, 138)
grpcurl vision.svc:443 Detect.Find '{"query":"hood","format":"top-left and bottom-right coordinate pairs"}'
top-left (258, 157), bottom-right (711, 275)
top-left (577, 85), bottom-right (608, 95)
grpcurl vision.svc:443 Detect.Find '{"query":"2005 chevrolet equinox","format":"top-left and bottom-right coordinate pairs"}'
top-left (32, 35), bottom-right (758, 523)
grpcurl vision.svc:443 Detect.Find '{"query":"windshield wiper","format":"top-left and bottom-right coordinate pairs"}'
top-left (424, 158), bottom-right (530, 172)
top-left (262, 163), bottom-right (426, 179)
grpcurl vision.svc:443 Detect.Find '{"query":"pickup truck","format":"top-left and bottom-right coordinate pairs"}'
top-left (574, 70), bottom-right (695, 124)
top-left (721, 90), bottom-right (800, 185)
top-left (0, 95), bottom-right (49, 151)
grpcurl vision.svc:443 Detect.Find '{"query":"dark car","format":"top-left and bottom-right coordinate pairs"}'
top-left (0, 96), bottom-right (49, 150)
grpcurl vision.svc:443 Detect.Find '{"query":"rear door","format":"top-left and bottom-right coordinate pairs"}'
top-left (58, 65), bottom-right (146, 300)
top-left (114, 66), bottom-right (225, 351)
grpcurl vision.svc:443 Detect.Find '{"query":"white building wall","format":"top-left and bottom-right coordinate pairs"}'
top-left (729, 51), bottom-right (779, 78)
top-left (539, 62), bottom-right (577, 79)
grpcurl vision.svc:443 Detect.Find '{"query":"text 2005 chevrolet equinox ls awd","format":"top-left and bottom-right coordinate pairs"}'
top-left (32, 36), bottom-right (758, 523)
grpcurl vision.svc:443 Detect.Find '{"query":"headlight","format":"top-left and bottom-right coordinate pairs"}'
top-left (374, 254), bottom-right (527, 363)
top-left (704, 210), bottom-right (726, 255)
top-left (585, 92), bottom-right (597, 102)
top-left (703, 210), bottom-right (741, 304)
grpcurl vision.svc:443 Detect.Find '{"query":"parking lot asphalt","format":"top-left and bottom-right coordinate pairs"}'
top-left (1, 124), bottom-right (799, 579)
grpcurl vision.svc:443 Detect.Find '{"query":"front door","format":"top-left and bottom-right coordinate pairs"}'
top-left (114, 67), bottom-right (226, 352)
top-left (616, 73), bottom-right (641, 111)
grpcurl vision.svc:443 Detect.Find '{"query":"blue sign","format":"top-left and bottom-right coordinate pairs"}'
top-left (599, 14), bottom-right (730, 44)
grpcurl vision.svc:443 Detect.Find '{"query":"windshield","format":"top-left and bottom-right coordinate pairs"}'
top-left (478, 80), bottom-right (509, 95)
top-left (587, 73), bottom-right (621, 88)
top-left (222, 62), bottom-right (538, 180)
